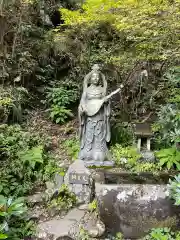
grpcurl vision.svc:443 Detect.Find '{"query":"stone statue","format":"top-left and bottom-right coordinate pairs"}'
top-left (78, 64), bottom-right (122, 166)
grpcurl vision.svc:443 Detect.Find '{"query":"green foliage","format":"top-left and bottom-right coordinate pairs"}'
top-left (49, 184), bottom-right (77, 212)
top-left (152, 104), bottom-right (180, 148)
top-left (46, 87), bottom-right (78, 124)
top-left (0, 195), bottom-right (34, 239)
top-left (111, 122), bottom-right (134, 147)
top-left (110, 144), bottom-right (159, 172)
top-left (133, 162), bottom-right (158, 173)
top-left (0, 124), bottom-right (57, 197)
top-left (114, 232), bottom-right (124, 240)
top-left (62, 138), bottom-right (79, 161)
top-left (110, 144), bottom-right (141, 169)
top-left (152, 66), bottom-right (180, 149)
top-left (0, 87), bottom-right (29, 123)
top-left (143, 228), bottom-right (180, 240)
top-left (155, 147), bottom-right (180, 170)
top-left (167, 174), bottom-right (180, 206)
top-left (61, 0), bottom-right (180, 62)
top-left (49, 106), bottom-right (74, 124)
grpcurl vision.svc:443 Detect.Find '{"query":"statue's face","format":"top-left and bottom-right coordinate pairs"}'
top-left (91, 72), bottom-right (99, 85)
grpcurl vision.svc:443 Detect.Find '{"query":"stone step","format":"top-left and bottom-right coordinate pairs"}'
top-left (37, 207), bottom-right (86, 239)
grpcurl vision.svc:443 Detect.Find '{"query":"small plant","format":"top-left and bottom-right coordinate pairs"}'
top-left (79, 227), bottom-right (89, 240)
top-left (143, 228), bottom-right (180, 240)
top-left (155, 147), bottom-right (180, 170)
top-left (108, 232), bottom-right (124, 240)
top-left (49, 105), bottom-right (73, 124)
top-left (114, 232), bottom-right (124, 240)
top-left (110, 144), bottom-right (141, 169)
top-left (49, 184), bottom-right (77, 213)
top-left (88, 199), bottom-right (97, 213)
top-left (63, 138), bottom-right (79, 161)
top-left (167, 174), bottom-right (180, 206)
top-left (46, 86), bottom-right (78, 124)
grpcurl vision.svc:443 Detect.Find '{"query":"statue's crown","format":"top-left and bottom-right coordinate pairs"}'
top-left (92, 64), bottom-right (100, 71)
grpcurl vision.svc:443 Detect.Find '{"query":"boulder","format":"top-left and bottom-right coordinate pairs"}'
top-left (96, 183), bottom-right (180, 239)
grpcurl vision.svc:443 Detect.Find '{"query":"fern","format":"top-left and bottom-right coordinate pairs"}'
top-left (18, 146), bottom-right (44, 169)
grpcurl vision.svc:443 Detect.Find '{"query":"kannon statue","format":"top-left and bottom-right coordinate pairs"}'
top-left (78, 64), bottom-right (122, 166)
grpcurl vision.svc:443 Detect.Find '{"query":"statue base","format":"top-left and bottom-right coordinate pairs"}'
top-left (83, 160), bottom-right (114, 168)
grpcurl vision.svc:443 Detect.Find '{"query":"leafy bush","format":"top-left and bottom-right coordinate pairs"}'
top-left (143, 228), bottom-right (180, 240)
top-left (0, 195), bottom-right (34, 239)
top-left (155, 147), bottom-right (180, 170)
top-left (167, 174), bottom-right (180, 206)
top-left (46, 87), bottom-right (78, 124)
top-left (0, 124), bottom-right (57, 197)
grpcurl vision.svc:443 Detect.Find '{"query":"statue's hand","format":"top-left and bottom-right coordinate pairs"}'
top-left (104, 96), bottom-right (108, 102)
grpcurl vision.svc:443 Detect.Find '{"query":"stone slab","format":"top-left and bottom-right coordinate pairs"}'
top-left (64, 160), bottom-right (94, 204)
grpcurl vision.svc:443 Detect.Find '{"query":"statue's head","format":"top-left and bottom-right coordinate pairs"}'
top-left (90, 64), bottom-right (101, 85)
top-left (90, 71), bottom-right (100, 85)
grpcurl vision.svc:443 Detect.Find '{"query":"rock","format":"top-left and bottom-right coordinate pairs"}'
top-left (140, 150), bottom-right (155, 162)
top-left (96, 183), bottom-right (180, 239)
top-left (54, 173), bottom-right (64, 190)
top-left (83, 212), bottom-right (106, 238)
top-left (37, 207), bottom-right (86, 240)
top-left (64, 160), bottom-right (94, 204)
top-left (27, 193), bottom-right (44, 206)
top-left (92, 171), bottom-right (105, 184)
top-left (78, 204), bottom-right (89, 210)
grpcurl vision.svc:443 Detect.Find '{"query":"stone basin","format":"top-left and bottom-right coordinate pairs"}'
top-left (96, 183), bottom-right (180, 239)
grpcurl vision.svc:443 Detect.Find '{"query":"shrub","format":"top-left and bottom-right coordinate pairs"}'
top-left (155, 147), bottom-right (180, 170)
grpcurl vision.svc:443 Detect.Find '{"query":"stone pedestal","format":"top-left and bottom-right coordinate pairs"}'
top-left (64, 160), bottom-right (94, 204)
